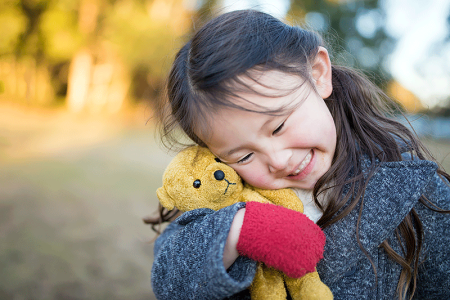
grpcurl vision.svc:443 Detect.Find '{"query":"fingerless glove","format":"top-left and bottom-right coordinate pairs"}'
top-left (236, 201), bottom-right (325, 278)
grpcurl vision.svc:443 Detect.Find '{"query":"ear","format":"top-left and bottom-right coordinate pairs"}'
top-left (156, 187), bottom-right (175, 210)
top-left (311, 46), bottom-right (333, 99)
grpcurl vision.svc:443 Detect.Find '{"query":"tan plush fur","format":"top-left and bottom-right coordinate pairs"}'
top-left (157, 146), bottom-right (333, 300)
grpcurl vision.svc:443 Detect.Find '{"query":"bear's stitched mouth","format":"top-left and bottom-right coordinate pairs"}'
top-left (223, 179), bottom-right (236, 195)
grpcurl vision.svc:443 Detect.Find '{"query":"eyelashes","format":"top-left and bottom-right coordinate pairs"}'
top-left (272, 121), bottom-right (285, 135)
top-left (237, 153), bottom-right (253, 163)
top-left (231, 118), bottom-right (289, 164)
top-left (237, 121), bottom-right (286, 164)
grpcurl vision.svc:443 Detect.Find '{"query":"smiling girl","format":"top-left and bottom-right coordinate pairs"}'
top-left (201, 67), bottom-right (336, 191)
top-left (148, 9), bottom-right (450, 300)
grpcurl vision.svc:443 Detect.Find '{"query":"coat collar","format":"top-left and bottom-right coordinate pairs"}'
top-left (317, 159), bottom-right (437, 284)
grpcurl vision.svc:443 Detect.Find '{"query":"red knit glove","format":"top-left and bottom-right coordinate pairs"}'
top-left (236, 202), bottom-right (325, 278)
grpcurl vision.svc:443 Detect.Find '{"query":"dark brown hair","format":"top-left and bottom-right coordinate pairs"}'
top-left (147, 9), bottom-right (450, 300)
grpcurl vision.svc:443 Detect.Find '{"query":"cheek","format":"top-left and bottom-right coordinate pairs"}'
top-left (304, 113), bottom-right (336, 151)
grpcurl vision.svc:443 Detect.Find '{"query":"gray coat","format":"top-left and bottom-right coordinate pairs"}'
top-left (151, 158), bottom-right (450, 299)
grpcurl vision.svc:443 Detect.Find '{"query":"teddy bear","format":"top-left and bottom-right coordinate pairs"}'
top-left (157, 145), bottom-right (333, 300)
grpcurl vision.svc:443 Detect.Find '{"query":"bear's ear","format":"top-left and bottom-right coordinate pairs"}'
top-left (157, 187), bottom-right (175, 210)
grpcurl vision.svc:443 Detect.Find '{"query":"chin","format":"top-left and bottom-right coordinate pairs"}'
top-left (291, 180), bottom-right (316, 190)
top-left (297, 184), bottom-right (315, 190)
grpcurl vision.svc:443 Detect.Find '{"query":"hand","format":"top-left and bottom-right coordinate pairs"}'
top-left (236, 202), bottom-right (325, 278)
top-left (223, 208), bottom-right (245, 270)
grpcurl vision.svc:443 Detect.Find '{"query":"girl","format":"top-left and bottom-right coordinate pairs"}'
top-left (148, 9), bottom-right (450, 300)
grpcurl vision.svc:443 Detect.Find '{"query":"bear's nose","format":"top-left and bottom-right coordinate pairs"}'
top-left (214, 170), bottom-right (225, 181)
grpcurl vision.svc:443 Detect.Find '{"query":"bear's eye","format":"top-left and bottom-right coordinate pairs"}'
top-left (214, 158), bottom-right (222, 163)
top-left (193, 180), bottom-right (201, 188)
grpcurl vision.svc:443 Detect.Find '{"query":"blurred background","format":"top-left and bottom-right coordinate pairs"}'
top-left (1, 0), bottom-right (449, 299)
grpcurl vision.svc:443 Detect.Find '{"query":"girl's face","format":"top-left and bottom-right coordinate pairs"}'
top-left (201, 65), bottom-right (336, 190)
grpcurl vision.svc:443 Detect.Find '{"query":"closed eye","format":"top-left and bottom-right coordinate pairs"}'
top-left (237, 153), bottom-right (253, 164)
top-left (272, 122), bottom-right (285, 135)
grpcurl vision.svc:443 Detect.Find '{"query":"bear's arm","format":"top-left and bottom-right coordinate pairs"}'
top-left (151, 202), bottom-right (257, 300)
top-left (244, 184), bottom-right (304, 212)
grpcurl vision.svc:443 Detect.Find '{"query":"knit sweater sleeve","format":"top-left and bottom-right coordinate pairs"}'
top-left (151, 202), bottom-right (257, 300)
top-left (414, 170), bottom-right (450, 298)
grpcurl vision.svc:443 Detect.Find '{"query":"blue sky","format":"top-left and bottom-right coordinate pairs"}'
top-left (383, 0), bottom-right (450, 109)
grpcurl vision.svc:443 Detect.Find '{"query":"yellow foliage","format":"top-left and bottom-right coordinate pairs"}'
top-left (40, 7), bottom-right (83, 62)
top-left (0, 7), bottom-right (28, 54)
top-left (387, 80), bottom-right (424, 113)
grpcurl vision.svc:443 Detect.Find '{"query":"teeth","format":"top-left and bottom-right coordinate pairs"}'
top-left (291, 151), bottom-right (312, 176)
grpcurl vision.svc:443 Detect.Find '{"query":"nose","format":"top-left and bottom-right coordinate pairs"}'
top-left (214, 170), bottom-right (225, 180)
top-left (267, 149), bottom-right (292, 173)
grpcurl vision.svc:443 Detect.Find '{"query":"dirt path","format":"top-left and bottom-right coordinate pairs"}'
top-left (0, 103), bottom-right (173, 299)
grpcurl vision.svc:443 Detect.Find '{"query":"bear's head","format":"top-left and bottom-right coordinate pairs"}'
top-left (157, 146), bottom-right (245, 211)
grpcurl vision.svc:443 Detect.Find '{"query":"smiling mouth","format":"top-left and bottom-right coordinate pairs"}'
top-left (288, 151), bottom-right (312, 176)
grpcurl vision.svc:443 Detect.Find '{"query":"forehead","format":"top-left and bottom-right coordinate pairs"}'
top-left (232, 69), bottom-right (308, 105)
top-left (196, 70), bottom-right (312, 142)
